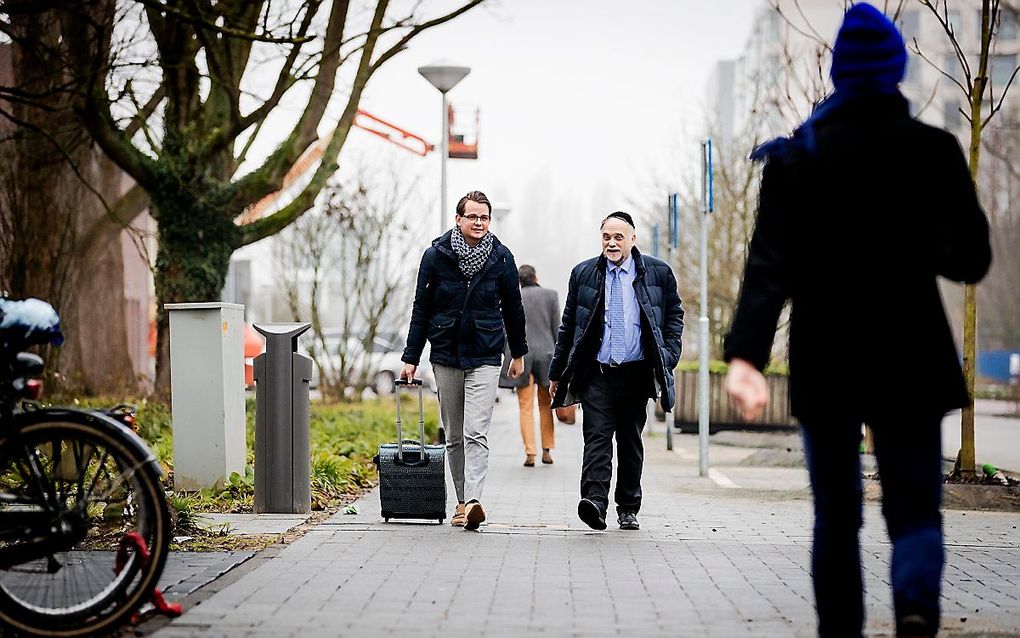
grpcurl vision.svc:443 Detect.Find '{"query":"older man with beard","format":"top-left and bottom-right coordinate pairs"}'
top-left (550, 211), bottom-right (684, 532)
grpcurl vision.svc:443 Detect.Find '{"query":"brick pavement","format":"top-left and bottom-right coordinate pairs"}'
top-left (155, 394), bottom-right (1020, 637)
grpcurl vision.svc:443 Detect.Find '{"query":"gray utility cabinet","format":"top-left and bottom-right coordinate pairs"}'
top-left (165, 302), bottom-right (246, 491)
top-left (253, 322), bottom-right (312, 514)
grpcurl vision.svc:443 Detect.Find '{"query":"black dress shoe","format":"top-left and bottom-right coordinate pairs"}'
top-left (618, 511), bottom-right (640, 530)
top-left (897, 614), bottom-right (934, 638)
top-left (577, 498), bottom-right (607, 530)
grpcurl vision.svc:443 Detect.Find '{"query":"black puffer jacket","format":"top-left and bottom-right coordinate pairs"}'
top-left (549, 248), bottom-right (684, 412)
top-left (402, 231), bottom-right (528, 370)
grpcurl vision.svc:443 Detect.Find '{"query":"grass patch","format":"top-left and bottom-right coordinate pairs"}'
top-left (41, 392), bottom-right (439, 548)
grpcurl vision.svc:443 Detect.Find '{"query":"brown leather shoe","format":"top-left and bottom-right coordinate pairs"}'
top-left (523, 455), bottom-right (535, 467)
top-left (464, 500), bottom-right (486, 531)
top-left (542, 450), bottom-right (553, 464)
top-left (451, 503), bottom-right (466, 527)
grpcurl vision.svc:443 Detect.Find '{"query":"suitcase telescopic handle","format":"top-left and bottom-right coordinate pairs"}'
top-left (394, 378), bottom-right (427, 463)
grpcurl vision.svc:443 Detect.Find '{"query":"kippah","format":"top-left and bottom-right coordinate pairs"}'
top-left (603, 211), bottom-right (635, 229)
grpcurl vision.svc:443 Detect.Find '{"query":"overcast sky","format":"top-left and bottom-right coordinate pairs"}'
top-left (329, 0), bottom-right (760, 302)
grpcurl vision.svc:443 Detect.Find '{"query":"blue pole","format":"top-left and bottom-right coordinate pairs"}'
top-left (652, 224), bottom-right (660, 257)
top-left (706, 139), bottom-right (714, 214)
top-left (670, 193), bottom-right (679, 249)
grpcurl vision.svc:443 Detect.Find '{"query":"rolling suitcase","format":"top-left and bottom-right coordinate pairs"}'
top-left (373, 379), bottom-right (447, 523)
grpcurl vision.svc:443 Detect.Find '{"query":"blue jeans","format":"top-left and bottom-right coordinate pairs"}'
top-left (801, 414), bottom-right (945, 637)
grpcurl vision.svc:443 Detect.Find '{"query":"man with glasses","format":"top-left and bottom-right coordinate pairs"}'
top-left (549, 212), bottom-right (684, 531)
top-left (401, 190), bottom-right (527, 531)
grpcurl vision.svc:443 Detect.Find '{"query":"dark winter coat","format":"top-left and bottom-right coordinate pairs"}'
top-left (549, 248), bottom-right (684, 412)
top-left (724, 93), bottom-right (991, 422)
top-left (402, 231), bottom-right (528, 370)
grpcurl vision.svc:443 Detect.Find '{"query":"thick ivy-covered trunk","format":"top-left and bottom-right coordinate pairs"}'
top-left (2, 0), bottom-right (487, 396)
top-left (151, 187), bottom-right (239, 391)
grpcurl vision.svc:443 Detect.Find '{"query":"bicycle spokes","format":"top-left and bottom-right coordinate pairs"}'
top-left (0, 425), bottom-right (161, 624)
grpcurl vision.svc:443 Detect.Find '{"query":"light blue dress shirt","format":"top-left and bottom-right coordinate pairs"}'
top-left (597, 255), bottom-right (644, 364)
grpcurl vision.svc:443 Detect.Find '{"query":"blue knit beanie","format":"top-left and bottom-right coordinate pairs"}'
top-left (830, 3), bottom-right (906, 92)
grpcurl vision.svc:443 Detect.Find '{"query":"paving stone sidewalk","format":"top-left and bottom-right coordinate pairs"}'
top-left (155, 395), bottom-right (1020, 637)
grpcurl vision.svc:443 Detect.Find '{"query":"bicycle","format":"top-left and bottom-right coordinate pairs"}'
top-left (0, 298), bottom-right (172, 637)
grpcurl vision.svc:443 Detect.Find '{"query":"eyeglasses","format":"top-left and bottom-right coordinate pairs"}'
top-left (461, 214), bottom-right (491, 224)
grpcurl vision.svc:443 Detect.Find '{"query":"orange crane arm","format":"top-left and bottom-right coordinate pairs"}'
top-left (353, 110), bottom-right (435, 157)
top-left (240, 109), bottom-right (433, 223)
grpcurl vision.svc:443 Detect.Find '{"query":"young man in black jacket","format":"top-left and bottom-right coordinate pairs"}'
top-left (401, 191), bottom-right (527, 531)
top-left (724, 6), bottom-right (991, 637)
top-left (550, 212), bottom-right (684, 532)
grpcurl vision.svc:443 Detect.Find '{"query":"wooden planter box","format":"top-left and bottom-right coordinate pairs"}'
top-left (673, 370), bottom-right (798, 433)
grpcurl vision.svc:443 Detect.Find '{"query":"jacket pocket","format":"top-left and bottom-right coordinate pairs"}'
top-left (473, 317), bottom-right (506, 357)
top-left (427, 316), bottom-right (458, 355)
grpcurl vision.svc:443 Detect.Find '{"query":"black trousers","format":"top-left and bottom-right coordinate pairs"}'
top-left (578, 361), bottom-right (651, 515)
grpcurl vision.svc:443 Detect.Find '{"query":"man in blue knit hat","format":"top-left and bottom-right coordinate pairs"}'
top-left (724, 4), bottom-right (991, 638)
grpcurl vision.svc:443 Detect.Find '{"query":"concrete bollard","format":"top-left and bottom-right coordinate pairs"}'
top-left (253, 322), bottom-right (312, 514)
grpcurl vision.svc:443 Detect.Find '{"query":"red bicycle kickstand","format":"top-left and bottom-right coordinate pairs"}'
top-left (115, 532), bottom-right (183, 621)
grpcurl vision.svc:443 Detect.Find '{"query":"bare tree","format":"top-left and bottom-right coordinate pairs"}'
top-left (0, 0), bottom-right (486, 392)
top-left (273, 165), bottom-right (416, 401)
top-left (635, 134), bottom-right (763, 360)
top-left (634, 28), bottom-right (799, 362)
top-left (910, 0), bottom-right (1019, 476)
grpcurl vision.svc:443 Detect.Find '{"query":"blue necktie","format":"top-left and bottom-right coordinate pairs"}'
top-left (609, 268), bottom-right (626, 364)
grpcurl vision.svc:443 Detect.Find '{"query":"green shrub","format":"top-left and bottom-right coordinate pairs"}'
top-left (45, 393), bottom-right (439, 513)
top-left (676, 360), bottom-right (730, 374)
top-left (675, 359), bottom-right (790, 376)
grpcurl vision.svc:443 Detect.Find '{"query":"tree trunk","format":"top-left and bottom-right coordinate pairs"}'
top-left (58, 186), bottom-right (137, 394)
top-left (152, 199), bottom-right (238, 392)
top-left (959, 13), bottom-right (990, 476)
top-left (1, 9), bottom-right (135, 396)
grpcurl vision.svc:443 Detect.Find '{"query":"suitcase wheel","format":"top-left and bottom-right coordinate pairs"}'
top-left (438, 518), bottom-right (444, 524)
top-left (384, 518), bottom-right (390, 523)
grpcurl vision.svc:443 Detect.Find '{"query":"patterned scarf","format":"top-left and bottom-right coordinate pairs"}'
top-left (450, 228), bottom-right (494, 279)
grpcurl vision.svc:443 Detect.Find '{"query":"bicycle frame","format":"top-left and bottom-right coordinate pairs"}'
top-left (0, 356), bottom-right (163, 572)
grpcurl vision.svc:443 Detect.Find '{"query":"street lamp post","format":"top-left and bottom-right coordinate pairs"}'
top-left (699, 140), bottom-right (714, 478)
top-left (418, 61), bottom-right (471, 236)
top-left (417, 62), bottom-right (470, 445)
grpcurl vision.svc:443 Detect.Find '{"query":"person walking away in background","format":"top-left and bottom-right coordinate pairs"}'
top-left (500, 265), bottom-right (561, 467)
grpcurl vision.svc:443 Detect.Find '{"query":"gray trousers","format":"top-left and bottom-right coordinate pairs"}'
top-left (433, 363), bottom-right (501, 503)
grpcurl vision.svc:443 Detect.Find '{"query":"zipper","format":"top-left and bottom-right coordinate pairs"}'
top-left (461, 255), bottom-right (501, 314)
top-left (563, 266), bottom-right (605, 378)
top-left (633, 273), bottom-right (668, 395)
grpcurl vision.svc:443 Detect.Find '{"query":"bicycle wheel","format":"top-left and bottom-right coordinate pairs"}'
top-left (0, 412), bottom-right (171, 637)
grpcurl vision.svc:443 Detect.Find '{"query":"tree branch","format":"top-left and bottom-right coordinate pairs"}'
top-left (76, 183), bottom-right (151, 260)
top-left (370, 0), bottom-right (485, 73)
top-left (135, 0), bottom-right (316, 44)
top-left (124, 82), bottom-right (166, 138)
top-left (237, 0), bottom-right (486, 246)
top-left (236, 0), bottom-right (388, 246)
top-left (910, 40), bottom-right (970, 96)
top-left (227, 0), bottom-right (352, 211)
top-left (983, 63), bottom-right (1020, 129)
top-left (200, 0), bottom-right (322, 157)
